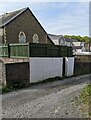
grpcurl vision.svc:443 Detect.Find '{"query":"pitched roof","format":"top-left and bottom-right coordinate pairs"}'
top-left (0, 8), bottom-right (54, 44)
top-left (48, 34), bottom-right (78, 42)
top-left (64, 37), bottom-right (78, 42)
top-left (73, 46), bottom-right (83, 49)
top-left (48, 34), bottom-right (63, 41)
top-left (0, 7), bottom-right (28, 27)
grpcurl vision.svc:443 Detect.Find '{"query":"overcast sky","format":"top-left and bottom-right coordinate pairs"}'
top-left (0, 0), bottom-right (90, 36)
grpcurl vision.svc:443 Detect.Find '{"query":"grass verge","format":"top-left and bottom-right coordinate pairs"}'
top-left (80, 84), bottom-right (91, 117)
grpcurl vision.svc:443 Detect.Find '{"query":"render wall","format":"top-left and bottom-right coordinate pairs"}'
top-left (29, 57), bottom-right (63, 83)
top-left (65, 57), bottom-right (74, 76)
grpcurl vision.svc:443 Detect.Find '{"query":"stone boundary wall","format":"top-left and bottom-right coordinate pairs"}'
top-left (1, 55), bottom-right (90, 86)
top-left (5, 62), bottom-right (30, 86)
top-left (0, 60), bottom-right (6, 85)
top-left (75, 55), bottom-right (91, 62)
top-left (0, 58), bottom-right (29, 63)
top-left (74, 55), bottom-right (91, 76)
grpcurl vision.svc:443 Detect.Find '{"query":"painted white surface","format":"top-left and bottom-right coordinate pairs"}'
top-left (29, 57), bottom-right (63, 83)
top-left (74, 52), bottom-right (91, 55)
top-left (65, 57), bottom-right (74, 76)
top-left (73, 42), bottom-right (81, 46)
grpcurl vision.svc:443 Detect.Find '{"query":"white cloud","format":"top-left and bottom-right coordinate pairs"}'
top-left (0, 1), bottom-right (89, 36)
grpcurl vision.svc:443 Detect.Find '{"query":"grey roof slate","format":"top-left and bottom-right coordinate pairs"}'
top-left (0, 7), bottom-right (28, 27)
top-left (73, 46), bottom-right (83, 49)
top-left (48, 34), bottom-right (63, 40)
top-left (0, 8), bottom-right (54, 44)
top-left (64, 37), bottom-right (78, 42)
top-left (48, 34), bottom-right (78, 42)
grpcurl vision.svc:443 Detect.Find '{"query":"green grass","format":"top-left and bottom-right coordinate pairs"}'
top-left (80, 84), bottom-right (91, 117)
top-left (1, 82), bottom-right (30, 94)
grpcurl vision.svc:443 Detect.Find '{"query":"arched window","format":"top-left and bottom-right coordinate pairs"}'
top-left (18, 31), bottom-right (26, 43)
top-left (33, 34), bottom-right (39, 43)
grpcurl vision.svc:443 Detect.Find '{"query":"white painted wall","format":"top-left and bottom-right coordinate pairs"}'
top-left (29, 57), bottom-right (63, 83)
top-left (73, 42), bottom-right (81, 46)
top-left (65, 57), bottom-right (74, 76)
top-left (52, 40), bottom-right (59, 45)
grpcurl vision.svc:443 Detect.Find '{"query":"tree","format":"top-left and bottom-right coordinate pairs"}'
top-left (64, 35), bottom-right (90, 42)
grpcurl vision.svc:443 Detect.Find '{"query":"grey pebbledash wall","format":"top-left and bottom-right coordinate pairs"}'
top-left (5, 62), bottom-right (30, 86)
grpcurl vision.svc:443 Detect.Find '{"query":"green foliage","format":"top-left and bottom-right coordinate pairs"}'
top-left (80, 84), bottom-right (91, 116)
top-left (81, 84), bottom-right (91, 102)
top-left (2, 86), bottom-right (14, 94)
top-left (64, 35), bottom-right (90, 43)
top-left (1, 81), bottom-right (29, 94)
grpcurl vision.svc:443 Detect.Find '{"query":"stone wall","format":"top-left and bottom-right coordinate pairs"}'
top-left (74, 55), bottom-right (91, 76)
top-left (75, 55), bottom-right (91, 62)
top-left (1, 58), bottom-right (29, 63)
top-left (5, 62), bottom-right (30, 86)
top-left (1, 55), bottom-right (91, 86)
top-left (5, 9), bottom-right (52, 44)
top-left (0, 60), bottom-right (6, 85)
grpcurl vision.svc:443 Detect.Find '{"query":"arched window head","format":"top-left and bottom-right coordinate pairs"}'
top-left (33, 34), bottom-right (39, 43)
top-left (19, 31), bottom-right (26, 43)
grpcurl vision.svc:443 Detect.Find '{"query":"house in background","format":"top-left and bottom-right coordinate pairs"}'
top-left (48, 34), bottom-right (86, 52)
top-left (84, 42), bottom-right (91, 52)
top-left (0, 7), bottom-right (53, 45)
top-left (48, 34), bottom-right (66, 46)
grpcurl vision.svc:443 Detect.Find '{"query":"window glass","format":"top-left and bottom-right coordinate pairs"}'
top-left (33, 34), bottom-right (39, 43)
top-left (19, 31), bottom-right (26, 43)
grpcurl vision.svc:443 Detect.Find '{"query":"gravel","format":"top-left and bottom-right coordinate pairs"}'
top-left (2, 74), bottom-right (91, 118)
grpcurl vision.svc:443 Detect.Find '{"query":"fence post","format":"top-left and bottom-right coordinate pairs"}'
top-left (8, 44), bottom-right (10, 58)
top-left (58, 46), bottom-right (60, 57)
top-left (28, 43), bottom-right (31, 57)
top-left (45, 44), bottom-right (47, 56)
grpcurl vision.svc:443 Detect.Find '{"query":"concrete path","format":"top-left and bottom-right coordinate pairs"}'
top-left (1, 74), bottom-right (91, 118)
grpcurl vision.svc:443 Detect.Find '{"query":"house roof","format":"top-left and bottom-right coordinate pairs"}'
top-left (64, 38), bottom-right (78, 42)
top-left (0, 7), bottom-right (28, 27)
top-left (48, 34), bottom-right (78, 43)
top-left (73, 46), bottom-right (83, 49)
top-left (0, 7), bottom-right (54, 44)
top-left (48, 34), bottom-right (63, 41)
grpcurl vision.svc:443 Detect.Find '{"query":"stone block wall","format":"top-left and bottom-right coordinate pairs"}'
top-left (1, 55), bottom-right (91, 87)
top-left (5, 62), bottom-right (30, 86)
top-left (0, 60), bottom-right (6, 85)
top-left (5, 9), bottom-right (52, 44)
top-left (74, 55), bottom-right (91, 76)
